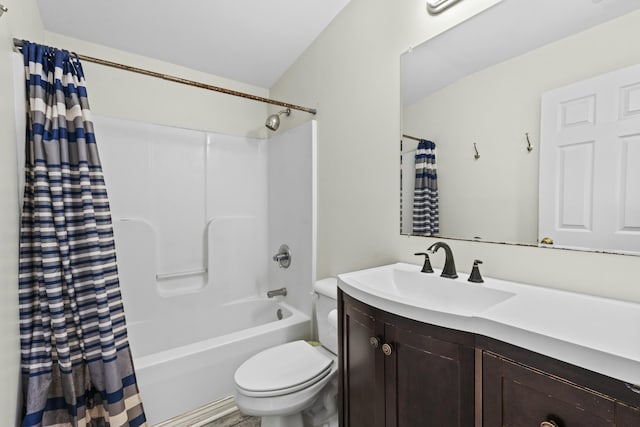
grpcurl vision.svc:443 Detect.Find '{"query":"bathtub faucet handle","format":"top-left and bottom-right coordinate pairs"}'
top-left (267, 287), bottom-right (287, 298)
top-left (272, 244), bottom-right (291, 269)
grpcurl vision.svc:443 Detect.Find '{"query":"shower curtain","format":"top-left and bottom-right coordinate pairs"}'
top-left (18, 41), bottom-right (146, 426)
top-left (412, 139), bottom-right (439, 236)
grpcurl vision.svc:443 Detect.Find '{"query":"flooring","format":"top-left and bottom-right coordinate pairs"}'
top-left (201, 411), bottom-right (260, 427)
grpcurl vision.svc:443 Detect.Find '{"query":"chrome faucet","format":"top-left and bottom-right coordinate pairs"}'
top-left (267, 287), bottom-right (287, 298)
top-left (427, 242), bottom-right (458, 279)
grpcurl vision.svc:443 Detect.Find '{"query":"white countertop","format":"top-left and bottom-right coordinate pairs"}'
top-left (338, 262), bottom-right (640, 385)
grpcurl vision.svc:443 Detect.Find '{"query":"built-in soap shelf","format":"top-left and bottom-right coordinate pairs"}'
top-left (155, 268), bottom-right (208, 281)
top-left (115, 218), bottom-right (209, 296)
top-left (115, 215), bottom-right (263, 299)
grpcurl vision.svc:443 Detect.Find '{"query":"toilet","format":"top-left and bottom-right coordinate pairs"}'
top-left (234, 278), bottom-right (338, 427)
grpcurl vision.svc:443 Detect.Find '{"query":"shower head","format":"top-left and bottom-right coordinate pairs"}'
top-left (265, 108), bottom-right (291, 131)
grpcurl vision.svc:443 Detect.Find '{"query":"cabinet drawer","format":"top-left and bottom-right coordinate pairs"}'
top-left (484, 352), bottom-right (616, 426)
top-left (616, 402), bottom-right (640, 426)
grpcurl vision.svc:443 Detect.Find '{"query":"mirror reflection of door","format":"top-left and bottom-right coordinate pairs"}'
top-left (539, 64), bottom-right (640, 254)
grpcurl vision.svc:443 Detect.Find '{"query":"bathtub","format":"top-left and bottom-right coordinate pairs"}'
top-left (127, 298), bottom-right (311, 425)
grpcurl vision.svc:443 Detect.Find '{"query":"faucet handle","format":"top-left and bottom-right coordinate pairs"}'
top-left (414, 252), bottom-right (434, 273)
top-left (273, 244), bottom-right (291, 269)
top-left (468, 259), bottom-right (484, 283)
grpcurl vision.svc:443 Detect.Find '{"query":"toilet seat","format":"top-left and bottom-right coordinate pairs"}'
top-left (234, 340), bottom-right (333, 398)
top-left (237, 365), bottom-right (332, 398)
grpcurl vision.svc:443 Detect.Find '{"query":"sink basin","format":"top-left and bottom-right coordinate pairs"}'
top-left (341, 263), bottom-right (515, 317)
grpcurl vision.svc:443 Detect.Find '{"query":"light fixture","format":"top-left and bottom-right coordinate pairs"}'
top-left (426, 0), bottom-right (463, 15)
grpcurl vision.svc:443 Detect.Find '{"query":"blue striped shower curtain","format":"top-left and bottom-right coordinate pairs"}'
top-left (412, 139), bottom-right (439, 236)
top-left (18, 41), bottom-right (146, 426)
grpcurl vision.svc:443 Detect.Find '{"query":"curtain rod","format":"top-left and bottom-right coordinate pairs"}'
top-left (402, 134), bottom-right (423, 142)
top-left (13, 38), bottom-right (317, 115)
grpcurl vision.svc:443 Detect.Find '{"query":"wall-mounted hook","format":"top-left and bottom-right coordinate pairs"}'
top-left (0, 5), bottom-right (8, 18)
top-left (473, 143), bottom-right (480, 160)
top-left (525, 132), bottom-right (533, 152)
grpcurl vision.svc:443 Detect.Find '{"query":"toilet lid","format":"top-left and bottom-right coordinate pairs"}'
top-left (234, 340), bottom-right (333, 396)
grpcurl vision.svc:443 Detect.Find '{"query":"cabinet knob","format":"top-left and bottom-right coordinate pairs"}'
top-left (382, 343), bottom-right (394, 356)
top-left (369, 336), bottom-right (380, 349)
top-left (540, 421), bottom-right (559, 427)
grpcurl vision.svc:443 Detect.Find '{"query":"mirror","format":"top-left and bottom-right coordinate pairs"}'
top-left (400, 0), bottom-right (640, 254)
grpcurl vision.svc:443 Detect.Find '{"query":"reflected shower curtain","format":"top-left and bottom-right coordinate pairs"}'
top-left (412, 139), bottom-right (439, 236)
top-left (18, 41), bottom-right (146, 426)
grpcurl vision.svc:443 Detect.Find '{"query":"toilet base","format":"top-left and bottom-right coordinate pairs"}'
top-left (260, 413), bottom-right (303, 427)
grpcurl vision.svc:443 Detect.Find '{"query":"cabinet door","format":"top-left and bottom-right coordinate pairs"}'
top-left (341, 297), bottom-right (385, 427)
top-left (385, 324), bottom-right (475, 427)
top-left (483, 352), bottom-right (616, 427)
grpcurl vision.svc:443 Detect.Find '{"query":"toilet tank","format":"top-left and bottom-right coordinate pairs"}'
top-left (313, 278), bottom-right (338, 355)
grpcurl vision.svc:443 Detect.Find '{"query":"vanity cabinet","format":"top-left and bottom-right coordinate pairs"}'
top-left (338, 290), bottom-right (476, 427)
top-left (339, 290), bottom-right (640, 427)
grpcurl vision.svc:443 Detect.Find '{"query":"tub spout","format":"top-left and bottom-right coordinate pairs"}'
top-left (267, 287), bottom-right (287, 298)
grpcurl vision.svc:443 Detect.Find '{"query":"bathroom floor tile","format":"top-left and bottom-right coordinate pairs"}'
top-left (201, 411), bottom-right (260, 427)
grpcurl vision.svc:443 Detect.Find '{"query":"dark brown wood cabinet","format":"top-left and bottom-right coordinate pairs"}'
top-left (481, 347), bottom-right (640, 427)
top-left (339, 289), bottom-right (640, 427)
top-left (339, 290), bottom-right (476, 427)
top-left (483, 352), bottom-right (616, 426)
top-left (340, 290), bottom-right (384, 427)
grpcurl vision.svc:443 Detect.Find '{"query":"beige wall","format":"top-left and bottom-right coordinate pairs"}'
top-left (0, 2), bottom-right (44, 424)
top-left (271, 0), bottom-right (640, 303)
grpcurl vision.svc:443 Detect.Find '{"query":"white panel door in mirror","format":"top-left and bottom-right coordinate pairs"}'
top-left (540, 64), bottom-right (640, 254)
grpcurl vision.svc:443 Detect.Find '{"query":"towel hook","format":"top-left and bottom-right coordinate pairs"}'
top-left (0, 5), bottom-right (7, 17)
top-left (473, 143), bottom-right (480, 160)
top-left (525, 132), bottom-right (533, 152)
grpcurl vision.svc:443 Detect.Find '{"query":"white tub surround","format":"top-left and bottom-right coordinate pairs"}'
top-left (88, 115), bottom-right (318, 425)
top-left (338, 262), bottom-right (640, 386)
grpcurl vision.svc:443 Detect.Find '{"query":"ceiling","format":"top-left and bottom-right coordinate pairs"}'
top-left (401, 0), bottom-right (640, 106)
top-left (36, 0), bottom-right (350, 89)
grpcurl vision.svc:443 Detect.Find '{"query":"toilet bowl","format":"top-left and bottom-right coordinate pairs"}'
top-left (234, 278), bottom-right (338, 427)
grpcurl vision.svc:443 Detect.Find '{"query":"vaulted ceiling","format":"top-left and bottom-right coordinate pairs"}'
top-left (36, 0), bottom-right (350, 88)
